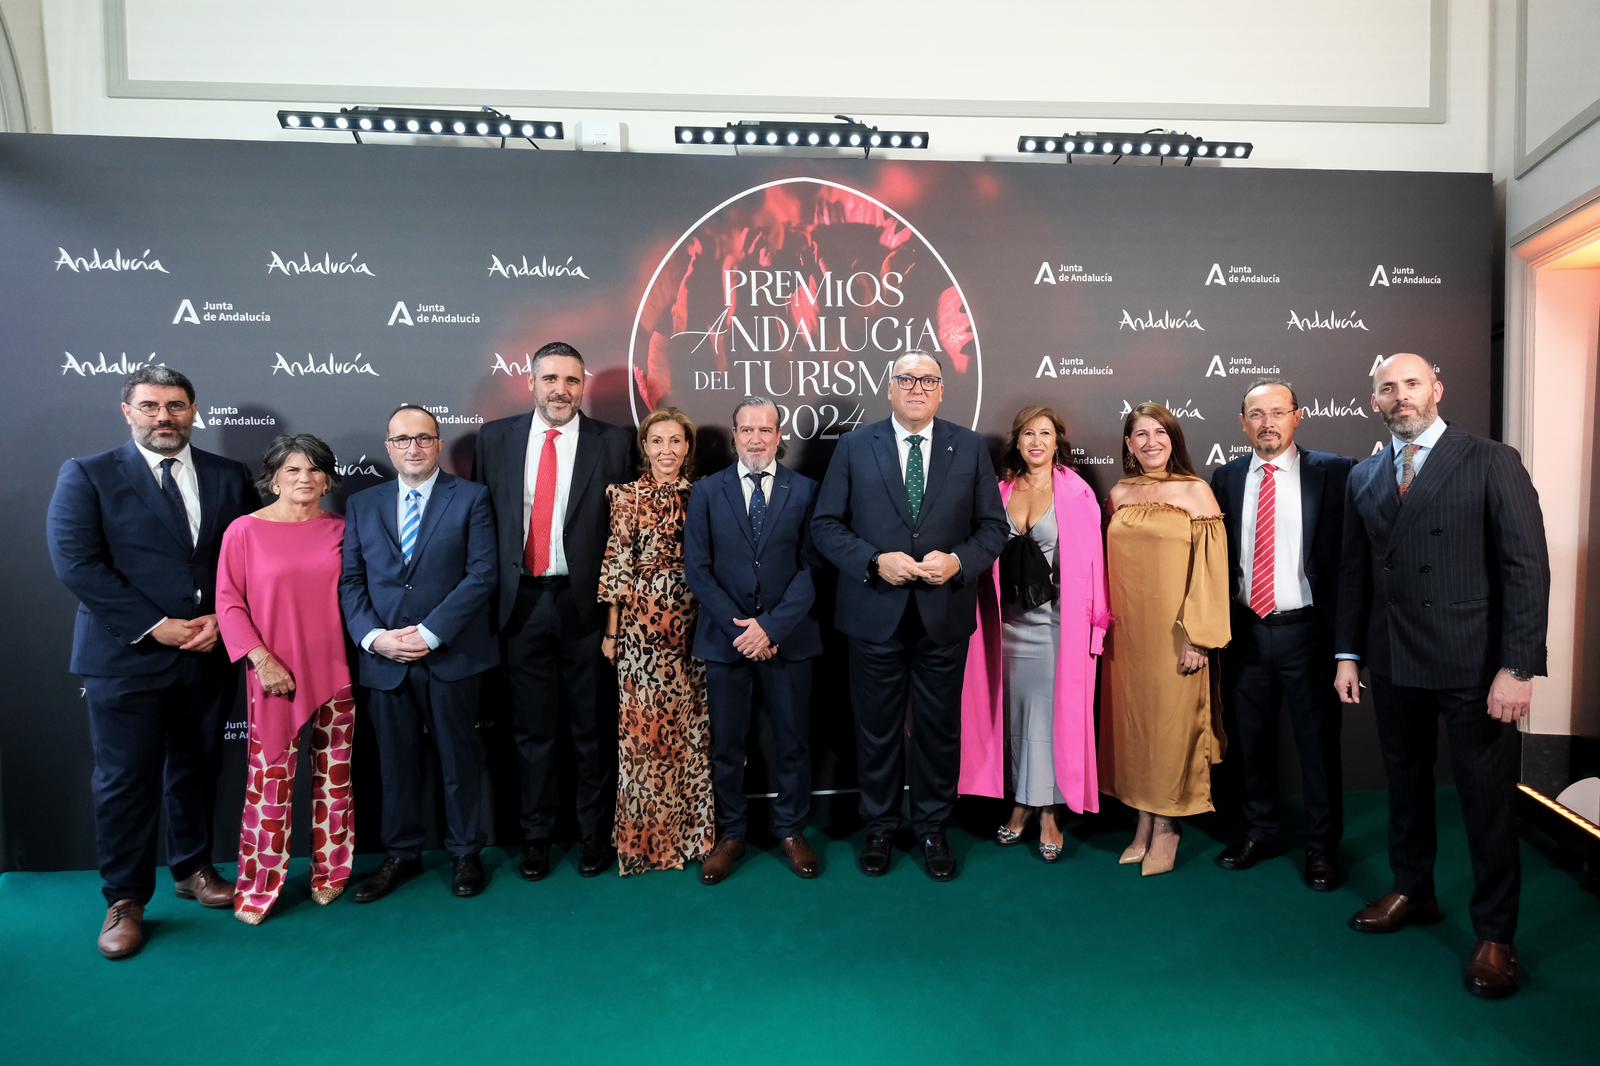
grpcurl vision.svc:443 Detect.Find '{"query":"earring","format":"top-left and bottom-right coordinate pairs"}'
top-left (1122, 453), bottom-right (1139, 474)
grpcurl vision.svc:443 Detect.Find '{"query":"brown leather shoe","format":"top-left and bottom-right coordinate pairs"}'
top-left (700, 839), bottom-right (746, 885)
top-left (98, 899), bottom-right (145, 960)
top-left (174, 865), bottom-right (235, 908)
top-left (1348, 890), bottom-right (1442, 934)
top-left (780, 834), bottom-right (820, 879)
top-left (1464, 940), bottom-right (1519, 999)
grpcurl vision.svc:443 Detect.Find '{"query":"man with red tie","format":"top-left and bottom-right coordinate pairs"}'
top-left (1210, 379), bottom-right (1352, 891)
top-left (474, 342), bottom-right (633, 880)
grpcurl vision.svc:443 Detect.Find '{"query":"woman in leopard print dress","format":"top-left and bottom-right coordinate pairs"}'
top-left (599, 407), bottom-right (714, 876)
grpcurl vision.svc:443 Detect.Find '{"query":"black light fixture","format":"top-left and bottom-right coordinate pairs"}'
top-left (277, 106), bottom-right (564, 146)
top-left (673, 117), bottom-right (928, 157)
top-left (1016, 129), bottom-right (1252, 165)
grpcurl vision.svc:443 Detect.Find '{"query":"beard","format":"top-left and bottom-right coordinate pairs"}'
top-left (1381, 399), bottom-right (1435, 441)
top-left (137, 422), bottom-right (189, 455)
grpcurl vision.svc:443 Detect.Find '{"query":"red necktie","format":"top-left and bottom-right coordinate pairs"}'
top-left (523, 428), bottom-right (560, 575)
top-left (1249, 464), bottom-right (1277, 619)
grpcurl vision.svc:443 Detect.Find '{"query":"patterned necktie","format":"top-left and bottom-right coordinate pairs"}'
top-left (524, 427), bottom-right (561, 575)
top-left (400, 488), bottom-right (421, 563)
top-left (1398, 443), bottom-right (1423, 498)
top-left (1249, 465), bottom-right (1277, 618)
top-left (747, 470), bottom-right (767, 540)
top-left (905, 434), bottom-right (925, 521)
top-left (159, 458), bottom-right (192, 544)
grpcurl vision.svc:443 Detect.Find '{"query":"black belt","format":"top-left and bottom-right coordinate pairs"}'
top-left (520, 574), bottom-right (570, 588)
top-left (1240, 605), bottom-right (1317, 627)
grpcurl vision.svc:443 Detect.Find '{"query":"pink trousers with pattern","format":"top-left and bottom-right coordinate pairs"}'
top-left (234, 694), bottom-right (355, 919)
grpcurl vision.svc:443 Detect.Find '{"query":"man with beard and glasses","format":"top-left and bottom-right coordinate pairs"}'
top-left (47, 365), bottom-right (254, 959)
top-left (1335, 353), bottom-right (1549, 999)
top-left (473, 341), bottom-right (633, 880)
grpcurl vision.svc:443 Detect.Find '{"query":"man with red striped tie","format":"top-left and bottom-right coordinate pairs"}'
top-left (1210, 379), bottom-right (1353, 891)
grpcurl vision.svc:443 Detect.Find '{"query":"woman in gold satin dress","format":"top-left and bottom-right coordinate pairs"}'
top-left (1098, 402), bottom-right (1231, 876)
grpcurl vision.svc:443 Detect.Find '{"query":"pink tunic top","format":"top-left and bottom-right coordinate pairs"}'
top-left (216, 513), bottom-right (352, 763)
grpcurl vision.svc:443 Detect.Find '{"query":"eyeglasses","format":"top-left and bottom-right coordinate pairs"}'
top-left (130, 401), bottom-right (193, 416)
top-left (385, 434), bottom-right (440, 449)
top-left (892, 374), bottom-right (943, 392)
top-left (1244, 409), bottom-right (1297, 423)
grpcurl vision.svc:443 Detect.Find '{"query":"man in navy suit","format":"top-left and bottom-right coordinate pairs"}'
top-left (472, 341), bottom-right (633, 880)
top-left (684, 396), bottom-right (822, 884)
top-left (812, 351), bottom-right (1007, 881)
top-left (341, 404), bottom-right (499, 901)
top-left (1210, 379), bottom-right (1352, 891)
top-left (47, 366), bottom-right (254, 959)
top-left (1336, 353), bottom-right (1549, 999)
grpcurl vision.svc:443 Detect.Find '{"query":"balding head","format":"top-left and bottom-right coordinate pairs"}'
top-left (1372, 352), bottom-right (1444, 441)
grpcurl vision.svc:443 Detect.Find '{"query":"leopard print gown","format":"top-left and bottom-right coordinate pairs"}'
top-left (599, 475), bottom-right (714, 876)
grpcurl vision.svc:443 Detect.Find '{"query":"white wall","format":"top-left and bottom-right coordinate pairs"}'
top-left (34, 0), bottom-right (1493, 172)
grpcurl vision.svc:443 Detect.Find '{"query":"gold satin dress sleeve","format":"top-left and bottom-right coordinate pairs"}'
top-left (1097, 504), bottom-right (1231, 817)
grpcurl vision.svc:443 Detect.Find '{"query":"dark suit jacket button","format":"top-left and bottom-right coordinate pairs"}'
top-left (1386, 598), bottom-right (1397, 605)
top-left (1419, 565), bottom-right (1431, 574)
top-left (754, 561), bottom-right (761, 568)
top-left (1383, 563), bottom-right (1393, 572)
top-left (1431, 528), bottom-right (1443, 536)
top-left (1422, 600), bottom-right (1432, 608)
top-left (913, 532), bottom-right (921, 539)
top-left (404, 584), bottom-right (412, 590)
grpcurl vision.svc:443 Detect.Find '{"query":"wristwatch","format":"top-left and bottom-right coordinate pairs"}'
top-left (1505, 667), bottom-right (1533, 682)
top-left (867, 552), bottom-right (881, 580)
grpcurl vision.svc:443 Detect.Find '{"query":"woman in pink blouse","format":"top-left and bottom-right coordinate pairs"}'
top-left (216, 434), bottom-right (354, 923)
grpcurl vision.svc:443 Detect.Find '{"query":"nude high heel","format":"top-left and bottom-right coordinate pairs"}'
top-left (1142, 817), bottom-right (1180, 877)
top-left (1119, 810), bottom-right (1154, 864)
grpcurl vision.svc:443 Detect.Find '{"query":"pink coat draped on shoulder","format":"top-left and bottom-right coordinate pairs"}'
top-left (959, 466), bottom-right (1110, 813)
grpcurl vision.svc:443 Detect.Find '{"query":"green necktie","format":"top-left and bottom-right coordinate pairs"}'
top-left (905, 434), bottom-right (925, 521)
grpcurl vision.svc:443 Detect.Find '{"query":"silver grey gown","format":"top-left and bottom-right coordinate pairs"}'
top-left (1001, 506), bottom-right (1065, 806)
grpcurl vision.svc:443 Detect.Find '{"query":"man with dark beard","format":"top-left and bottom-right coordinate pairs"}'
top-left (47, 366), bottom-right (254, 958)
top-left (1335, 353), bottom-right (1549, 999)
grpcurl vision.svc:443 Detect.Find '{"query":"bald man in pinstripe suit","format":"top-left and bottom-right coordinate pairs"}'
top-left (1334, 353), bottom-right (1549, 1000)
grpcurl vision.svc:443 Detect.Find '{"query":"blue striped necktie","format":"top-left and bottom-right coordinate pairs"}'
top-left (401, 488), bottom-right (421, 563)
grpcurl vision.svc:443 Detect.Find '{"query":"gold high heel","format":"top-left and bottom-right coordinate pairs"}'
top-left (311, 884), bottom-right (345, 905)
top-left (1142, 817), bottom-right (1180, 877)
top-left (1119, 810), bottom-right (1154, 864)
top-left (234, 907), bottom-right (266, 926)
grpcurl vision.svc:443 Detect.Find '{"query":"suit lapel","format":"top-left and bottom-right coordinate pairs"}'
top-left (1360, 444), bottom-right (1402, 532)
top-left (380, 482), bottom-right (402, 552)
top-left (870, 422), bottom-right (913, 529)
top-left (915, 420), bottom-right (953, 528)
top-left (115, 441), bottom-right (191, 551)
top-left (404, 474), bottom-right (455, 574)
top-left (498, 412), bottom-right (534, 534)
top-left (1297, 449), bottom-right (1323, 570)
top-left (757, 465), bottom-right (794, 557)
top-left (564, 414), bottom-right (600, 532)
top-left (1390, 426), bottom-right (1464, 544)
top-left (720, 466), bottom-right (754, 547)
top-left (190, 448), bottom-right (220, 557)
top-left (1222, 462), bottom-right (1246, 578)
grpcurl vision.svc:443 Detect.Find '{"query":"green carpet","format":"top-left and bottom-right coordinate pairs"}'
top-left (2, 792), bottom-right (1595, 1065)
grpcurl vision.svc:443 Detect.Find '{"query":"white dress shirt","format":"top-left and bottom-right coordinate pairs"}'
top-left (361, 471), bottom-right (441, 653)
top-left (133, 440), bottom-right (200, 543)
top-left (1238, 446), bottom-right (1312, 612)
top-left (132, 441), bottom-right (202, 643)
top-left (736, 459), bottom-right (778, 512)
top-left (522, 412), bottom-right (579, 576)
top-left (889, 416), bottom-right (933, 483)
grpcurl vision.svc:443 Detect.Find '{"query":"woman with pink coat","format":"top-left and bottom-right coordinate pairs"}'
top-left (960, 406), bottom-right (1110, 861)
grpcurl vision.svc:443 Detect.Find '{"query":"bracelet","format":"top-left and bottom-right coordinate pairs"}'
top-left (602, 633), bottom-right (617, 641)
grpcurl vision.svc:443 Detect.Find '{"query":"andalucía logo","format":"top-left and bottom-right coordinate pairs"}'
top-left (1301, 397), bottom-right (1369, 418)
top-left (1369, 264), bottom-right (1442, 287)
top-left (1034, 261), bottom-right (1114, 284)
top-left (628, 177), bottom-right (982, 463)
top-left (1286, 309), bottom-right (1368, 331)
top-left (271, 352), bottom-right (379, 376)
top-left (266, 252), bottom-right (374, 276)
top-left (61, 351), bottom-right (160, 376)
top-left (334, 455), bottom-right (383, 478)
top-left (55, 248), bottom-right (168, 273)
top-left (173, 299), bottom-right (270, 324)
top-left (1121, 398), bottom-right (1205, 420)
top-left (486, 254), bottom-right (590, 279)
top-left (1119, 309), bottom-right (1204, 331)
top-left (1205, 263), bottom-right (1280, 286)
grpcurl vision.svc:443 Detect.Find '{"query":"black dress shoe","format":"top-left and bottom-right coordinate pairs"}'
top-left (579, 834), bottom-right (615, 877)
top-left (858, 833), bottom-right (893, 877)
top-left (452, 854), bottom-right (486, 897)
top-left (353, 857), bottom-right (421, 904)
top-left (1303, 850), bottom-right (1340, 892)
top-left (1214, 838), bottom-right (1277, 871)
top-left (519, 841), bottom-right (551, 882)
top-left (920, 833), bottom-right (957, 882)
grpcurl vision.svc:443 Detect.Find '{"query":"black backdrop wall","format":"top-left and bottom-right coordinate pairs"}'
top-left (0, 133), bottom-right (1489, 871)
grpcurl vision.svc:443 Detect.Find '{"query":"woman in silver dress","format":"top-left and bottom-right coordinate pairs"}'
top-left (960, 407), bottom-right (1110, 862)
